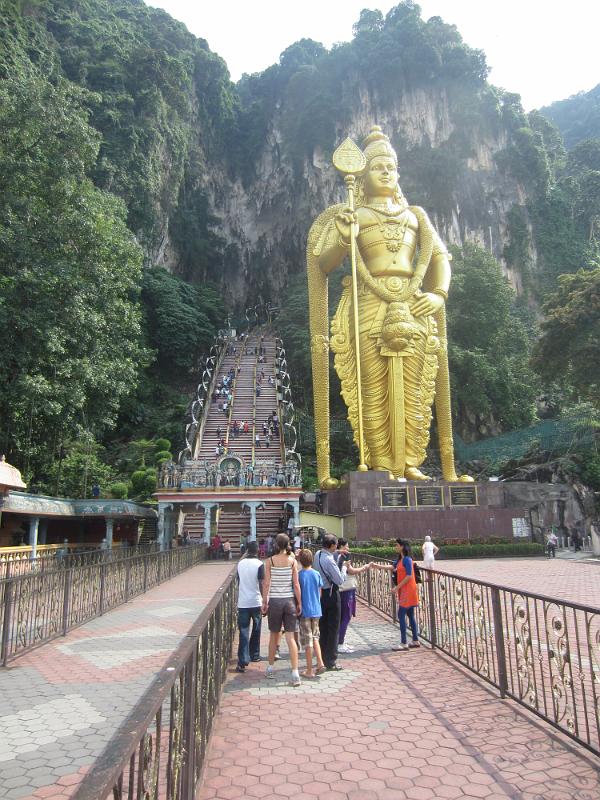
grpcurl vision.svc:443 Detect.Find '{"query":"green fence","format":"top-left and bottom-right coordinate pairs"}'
top-left (297, 410), bottom-right (597, 469)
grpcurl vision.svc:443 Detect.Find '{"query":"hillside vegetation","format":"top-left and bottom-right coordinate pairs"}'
top-left (0, 0), bottom-right (598, 494)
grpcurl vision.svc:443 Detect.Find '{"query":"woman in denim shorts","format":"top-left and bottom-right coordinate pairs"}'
top-left (262, 533), bottom-right (302, 685)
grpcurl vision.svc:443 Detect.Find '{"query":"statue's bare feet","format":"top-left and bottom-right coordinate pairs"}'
top-left (443, 471), bottom-right (475, 482)
top-left (321, 476), bottom-right (340, 489)
top-left (404, 467), bottom-right (431, 481)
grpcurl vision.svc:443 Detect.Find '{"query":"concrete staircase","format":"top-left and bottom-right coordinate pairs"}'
top-left (182, 330), bottom-right (288, 555)
top-left (138, 516), bottom-right (158, 545)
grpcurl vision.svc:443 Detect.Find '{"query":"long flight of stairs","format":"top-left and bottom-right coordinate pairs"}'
top-left (182, 330), bottom-right (290, 554)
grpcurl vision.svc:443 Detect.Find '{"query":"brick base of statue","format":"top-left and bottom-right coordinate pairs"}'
top-left (320, 471), bottom-right (536, 542)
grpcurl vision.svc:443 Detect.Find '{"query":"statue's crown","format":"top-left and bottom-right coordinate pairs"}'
top-left (362, 125), bottom-right (397, 165)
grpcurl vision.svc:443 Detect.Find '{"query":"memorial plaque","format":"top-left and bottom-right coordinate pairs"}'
top-left (416, 486), bottom-right (444, 507)
top-left (380, 487), bottom-right (410, 508)
top-left (450, 486), bottom-right (478, 506)
top-left (512, 517), bottom-right (531, 538)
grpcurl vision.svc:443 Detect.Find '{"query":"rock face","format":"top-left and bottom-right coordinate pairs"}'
top-left (503, 480), bottom-right (599, 554)
top-left (172, 82), bottom-right (536, 308)
top-left (18, 1), bottom-right (541, 310)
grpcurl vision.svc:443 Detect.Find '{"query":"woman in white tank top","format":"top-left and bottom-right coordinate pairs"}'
top-left (262, 533), bottom-right (302, 685)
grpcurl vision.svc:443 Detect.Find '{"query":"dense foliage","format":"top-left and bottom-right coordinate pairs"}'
top-left (447, 244), bottom-right (539, 434)
top-left (41, 0), bottom-right (236, 253)
top-left (0, 0), bottom-right (598, 494)
top-left (532, 267), bottom-right (600, 407)
top-left (354, 543), bottom-right (544, 559)
top-left (0, 73), bottom-right (145, 481)
top-left (0, 2), bottom-right (226, 492)
top-left (541, 83), bottom-right (600, 150)
top-left (236, 2), bottom-right (489, 177)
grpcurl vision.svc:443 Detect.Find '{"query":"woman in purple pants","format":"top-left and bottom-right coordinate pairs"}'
top-left (335, 539), bottom-right (371, 653)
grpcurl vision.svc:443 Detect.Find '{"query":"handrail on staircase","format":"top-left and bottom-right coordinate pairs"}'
top-left (250, 337), bottom-right (259, 465)
top-left (275, 338), bottom-right (302, 479)
top-left (223, 338), bottom-right (248, 455)
top-left (178, 330), bottom-right (229, 464)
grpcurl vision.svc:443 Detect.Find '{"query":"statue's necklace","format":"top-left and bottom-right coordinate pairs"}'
top-left (366, 204), bottom-right (410, 253)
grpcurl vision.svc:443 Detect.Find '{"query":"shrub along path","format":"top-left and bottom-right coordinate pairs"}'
top-left (197, 599), bottom-right (600, 800)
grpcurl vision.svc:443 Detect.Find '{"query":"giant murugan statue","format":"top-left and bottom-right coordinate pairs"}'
top-left (307, 126), bottom-right (472, 488)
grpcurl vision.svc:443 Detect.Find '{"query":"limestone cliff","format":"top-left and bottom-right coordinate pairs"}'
top-left (181, 82), bottom-right (539, 307)
top-left (18, 0), bottom-right (548, 307)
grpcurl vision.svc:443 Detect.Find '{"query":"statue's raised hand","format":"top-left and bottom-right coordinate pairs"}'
top-left (334, 207), bottom-right (358, 244)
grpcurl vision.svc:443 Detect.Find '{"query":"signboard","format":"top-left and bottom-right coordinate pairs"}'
top-left (380, 487), bottom-right (410, 508)
top-left (512, 518), bottom-right (531, 538)
top-left (449, 486), bottom-right (478, 507)
top-left (415, 486), bottom-right (444, 507)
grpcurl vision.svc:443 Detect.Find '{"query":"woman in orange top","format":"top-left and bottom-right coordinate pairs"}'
top-left (371, 538), bottom-right (420, 652)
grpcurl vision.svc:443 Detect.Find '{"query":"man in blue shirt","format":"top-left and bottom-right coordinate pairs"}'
top-left (313, 534), bottom-right (345, 670)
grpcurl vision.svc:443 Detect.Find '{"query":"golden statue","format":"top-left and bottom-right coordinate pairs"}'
top-left (307, 126), bottom-right (472, 488)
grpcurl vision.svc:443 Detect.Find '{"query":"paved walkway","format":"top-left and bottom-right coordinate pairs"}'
top-left (433, 557), bottom-right (600, 607)
top-left (0, 561), bottom-right (235, 800)
top-left (197, 601), bottom-right (600, 800)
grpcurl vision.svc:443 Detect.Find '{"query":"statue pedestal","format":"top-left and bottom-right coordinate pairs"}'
top-left (321, 471), bottom-right (531, 542)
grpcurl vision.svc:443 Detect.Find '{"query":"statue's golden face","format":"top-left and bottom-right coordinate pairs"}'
top-left (364, 156), bottom-right (398, 197)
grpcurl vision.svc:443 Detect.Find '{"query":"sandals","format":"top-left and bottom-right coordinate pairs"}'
top-left (300, 671), bottom-right (320, 679)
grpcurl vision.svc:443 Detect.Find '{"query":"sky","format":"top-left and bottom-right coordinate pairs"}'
top-left (146, 0), bottom-right (599, 110)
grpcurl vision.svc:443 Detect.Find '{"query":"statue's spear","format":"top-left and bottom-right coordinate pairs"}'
top-left (332, 138), bottom-right (368, 472)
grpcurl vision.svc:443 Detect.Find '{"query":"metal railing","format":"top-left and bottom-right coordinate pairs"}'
top-left (0, 544), bottom-right (207, 665)
top-left (0, 543), bottom-right (161, 580)
top-left (179, 332), bottom-right (228, 464)
top-left (274, 337), bottom-right (302, 478)
top-left (72, 570), bottom-right (237, 800)
top-left (351, 554), bottom-right (600, 756)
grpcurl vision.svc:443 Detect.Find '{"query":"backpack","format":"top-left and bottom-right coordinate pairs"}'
top-left (413, 562), bottom-right (423, 584)
top-left (392, 557), bottom-right (422, 585)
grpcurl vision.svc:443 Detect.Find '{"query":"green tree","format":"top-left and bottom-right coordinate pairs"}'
top-left (0, 74), bottom-right (145, 479)
top-left (141, 267), bottom-right (224, 378)
top-left (40, 432), bottom-right (115, 498)
top-left (447, 244), bottom-right (539, 432)
top-left (532, 266), bottom-right (600, 406)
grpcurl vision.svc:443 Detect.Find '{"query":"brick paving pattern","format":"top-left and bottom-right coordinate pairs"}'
top-left (198, 586), bottom-right (600, 799)
top-left (1, 557), bottom-right (599, 800)
top-left (434, 557), bottom-right (600, 607)
top-left (0, 561), bottom-right (234, 799)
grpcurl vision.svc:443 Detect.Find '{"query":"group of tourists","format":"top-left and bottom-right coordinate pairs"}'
top-left (235, 532), bottom-right (433, 685)
top-left (255, 412), bottom-right (279, 449)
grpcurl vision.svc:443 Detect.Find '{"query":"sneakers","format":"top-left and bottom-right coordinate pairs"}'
top-left (274, 648), bottom-right (281, 661)
top-left (339, 643), bottom-right (354, 653)
top-left (251, 656), bottom-right (262, 662)
top-left (408, 641), bottom-right (421, 649)
top-left (288, 673), bottom-right (301, 687)
top-left (325, 664), bottom-right (344, 671)
top-left (265, 667), bottom-right (275, 679)
top-left (235, 665), bottom-right (246, 673)
top-left (392, 644), bottom-right (409, 651)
